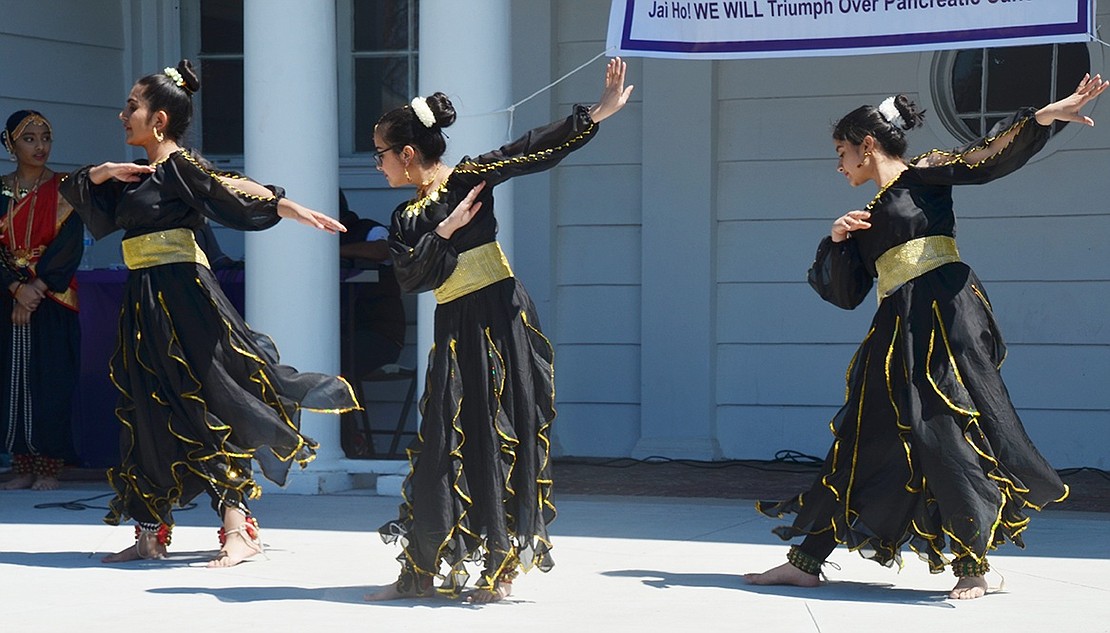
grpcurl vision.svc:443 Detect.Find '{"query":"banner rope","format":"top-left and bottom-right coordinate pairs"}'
top-left (458, 48), bottom-right (615, 139)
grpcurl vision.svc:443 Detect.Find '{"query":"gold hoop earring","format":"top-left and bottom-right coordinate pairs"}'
top-left (153, 127), bottom-right (165, 143)
top-left (404, 167), bottom-right (412, 183)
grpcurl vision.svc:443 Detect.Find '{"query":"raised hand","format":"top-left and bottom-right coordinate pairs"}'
top-left (830, 210), bottom-right (872, 243)
top-left (588, 57), bottom-right (635, 123)
top-left (1035, 73), bottom-right (1109, 127)
top-left (432, 179), bottom-right (486, 238)
top-left (436, 181), bottom-right (485, 240)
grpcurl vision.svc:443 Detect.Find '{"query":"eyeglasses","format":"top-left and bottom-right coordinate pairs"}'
top-left (373, 145), bottom-right (399, 167)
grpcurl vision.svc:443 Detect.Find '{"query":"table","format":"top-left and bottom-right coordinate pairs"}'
top-left (73, 269), bottom-right (244, 467)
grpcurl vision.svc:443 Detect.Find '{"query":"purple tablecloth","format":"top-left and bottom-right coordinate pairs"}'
top-left (74, 268), bottom-right (244, 468)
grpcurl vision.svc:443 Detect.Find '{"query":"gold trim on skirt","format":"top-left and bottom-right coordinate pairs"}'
top-left (122, 228), bottom-right (211, 270)
top-left (433, 241), bottom-right (513, 304)
top-left (875, 235), bottom-right (960, 303)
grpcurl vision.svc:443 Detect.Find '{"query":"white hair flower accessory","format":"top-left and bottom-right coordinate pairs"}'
top-left (410, 97), bottom-right (436, 128)
top-left (164, 66), bottom-right (186, 89)
top-left (878, 96), bottom-right (905, 129)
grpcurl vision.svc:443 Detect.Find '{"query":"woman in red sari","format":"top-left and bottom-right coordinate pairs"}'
top-left (0, 110), bottom-right (81, 491)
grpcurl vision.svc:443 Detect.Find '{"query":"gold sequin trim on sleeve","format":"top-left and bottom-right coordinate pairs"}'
top-left (452, 123), bottom-right (597, 177)
top-left (174, 149), bottom-right (278, 202)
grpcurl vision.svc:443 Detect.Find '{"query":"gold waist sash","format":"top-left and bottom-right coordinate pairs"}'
top-left (875, 235), bottom-right (960, 303)
top-left (433, 241), bottom-right (513, 304)
top-left (122, 228), bottom-right (211, 270)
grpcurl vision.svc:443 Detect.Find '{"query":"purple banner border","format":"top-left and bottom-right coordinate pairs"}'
top-left (619, 0), bottom-right (1091, 54)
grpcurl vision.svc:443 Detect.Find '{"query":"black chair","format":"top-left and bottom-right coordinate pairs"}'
top-left (352, 363), bottom-right (418, 458)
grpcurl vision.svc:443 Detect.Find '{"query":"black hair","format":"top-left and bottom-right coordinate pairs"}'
top-left (2, 109), bottom-right (50, 153)
top-left (135, 59), bottom-right (201, 142)
top-left (833, 94), bottom-right (926, 158)
top-left (375, 92), bottom-right (456, 163)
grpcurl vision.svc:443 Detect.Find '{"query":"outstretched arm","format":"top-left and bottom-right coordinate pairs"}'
top-left (209, 175), bottom-right (345, 234)
top-left (914, 73), bottom-right (1109, 179)
top-left (954, 73), bottom-right (1108, 166)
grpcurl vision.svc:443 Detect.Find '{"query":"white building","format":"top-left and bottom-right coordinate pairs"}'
top-left (2, 0), bottom-right (1106, 489)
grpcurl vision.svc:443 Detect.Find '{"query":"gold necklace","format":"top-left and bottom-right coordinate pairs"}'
top-left (5, 170), bottom-right (46, 268)
top-left (416, 164), bottom-right (442, 198)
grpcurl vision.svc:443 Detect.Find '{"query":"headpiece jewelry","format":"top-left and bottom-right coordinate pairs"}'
top-left (410, 97), bottom-right (436, 129)
top-left (877, 96), bottom-right (905, 129)
top-left (164, 66), bottom-right (186, 89)
top-left (3, 113), bottom-right (51, 154)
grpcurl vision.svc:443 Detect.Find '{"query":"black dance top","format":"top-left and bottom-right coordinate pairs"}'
top-left (61, 149), bottom-right (283, 241)
top-left (810, 108), bottom-right (1050, 309)
top-left (388, 105), bottom-right (597, 294)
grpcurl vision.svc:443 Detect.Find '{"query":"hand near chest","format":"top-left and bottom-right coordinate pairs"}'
top-left (434, 181), bottom-right (485, 240)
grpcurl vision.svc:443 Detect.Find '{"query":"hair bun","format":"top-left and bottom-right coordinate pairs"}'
top-left (425, 92), bottom-right (456, 129)
top-left (177, 59), bottom-right (201, 94)
top-left (893, 94), bottom-right (925, 130)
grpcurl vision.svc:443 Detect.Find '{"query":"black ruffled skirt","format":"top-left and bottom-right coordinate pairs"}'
top-left (379, 277), bottom-right (556, 594)
top-left (759, 263), bottom-right (1067, 570)
top-left (104, 263), bottom-right (358, 526)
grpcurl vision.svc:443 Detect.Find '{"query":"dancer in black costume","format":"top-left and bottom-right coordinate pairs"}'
top-left (746, 74), bottom-right (1108, 599)
top-left (60, 60), bottom-right (358, 567)
top-left (366, 58), bottom-right (633, 603)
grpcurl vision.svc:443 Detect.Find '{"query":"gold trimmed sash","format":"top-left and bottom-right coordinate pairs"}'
top-left (875, 235), bottom-right (960, 303)
top-left (122, 228), bottom-right (210, 270)
top-left (433, 241), bottom-right (513, 304)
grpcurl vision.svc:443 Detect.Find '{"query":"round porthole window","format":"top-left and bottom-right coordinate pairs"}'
top-left (931, 43), bottom-right (1091, 143)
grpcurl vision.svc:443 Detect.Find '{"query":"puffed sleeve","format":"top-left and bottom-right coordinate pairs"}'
top-left (161, 150), bottom-right (283, 231)
top-left (389, 214), bottom-right (458, 294)
top-left (911, 108), bottom-right (1050, 186)
top-left (451, 104), bottom-right (598, 189)
top-left (807, 236), bottom-right (873, 310)
top-left (32, 211), bottom-right (83, 293)
top-left (58, 166), bottom-right (127, 239)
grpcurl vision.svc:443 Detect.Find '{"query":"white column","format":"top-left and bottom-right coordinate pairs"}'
top-left (415, 0), bottom-right (514, 401)
top-left (633, 59), bottom-right (722, 460)
top-left (243, 0), bottom-right (347, 493)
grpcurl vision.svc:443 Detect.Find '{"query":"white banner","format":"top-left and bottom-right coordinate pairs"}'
top-left (607, 0), bottom-right (1095, 59)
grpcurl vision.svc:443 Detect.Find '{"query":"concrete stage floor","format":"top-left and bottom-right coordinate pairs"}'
top-left (2, 478), bottom-right (1108, 632)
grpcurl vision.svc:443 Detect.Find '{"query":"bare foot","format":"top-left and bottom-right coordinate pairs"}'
top-left (466, 581), bottom-right (512, 604)
top-left (949, 575), bottom-right (987, 600)
top-left (744, 562), bottom-right (822, 587)
top-left (0, 474), bottom-right (34, 490)
top-left (207, 525), bottom-right (263, 568)
top-left (364, 581), bottom-right (435, 602)
top-left (31, 476), bottom-right (59, 491)
top-left (102, 534), bottom-right (167, 563)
